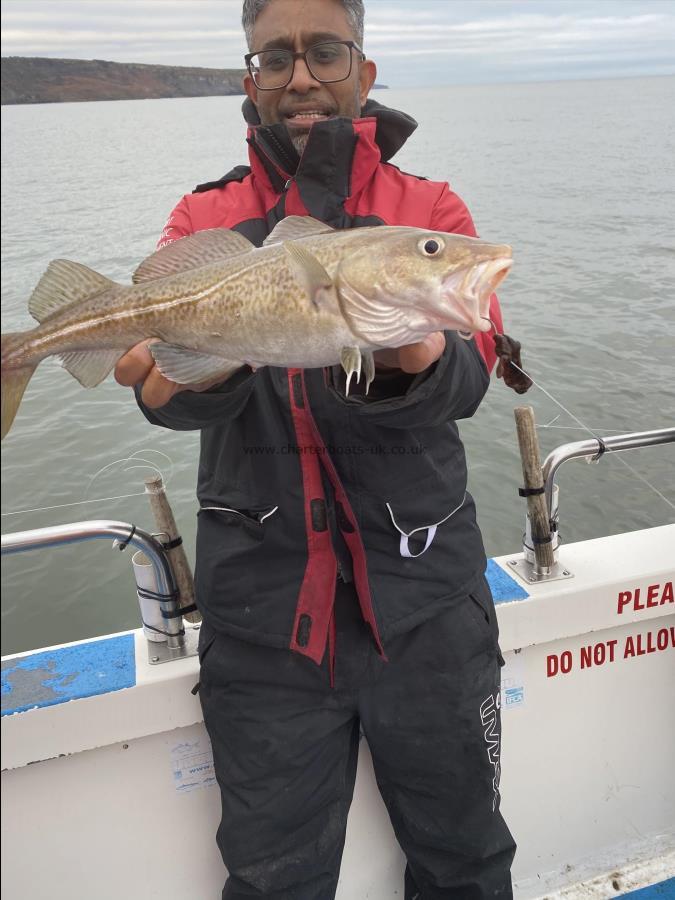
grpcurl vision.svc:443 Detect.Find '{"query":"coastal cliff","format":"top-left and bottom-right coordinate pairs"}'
top-left (1, 57), bottom-right (247, 105)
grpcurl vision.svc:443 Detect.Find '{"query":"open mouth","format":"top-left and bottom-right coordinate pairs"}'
top-left (283, 109), bottom-right (334, 128)
top-left (442, 257), bottom-right (513, 338)
top-left (465, 257), bottom-right (513, 305)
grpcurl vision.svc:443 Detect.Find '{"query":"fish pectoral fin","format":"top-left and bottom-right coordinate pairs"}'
top-left (284, 242), bottom-right (334, 309)
top-left (263, 216), bottom-right (335, 246)
top-left (132, 229), bottom-right (254, 284)
top-left (340, 346), bottom-right (362, 396)
top-left (59, 349), bottom-right (125, 388)
top-left (29, 260), bottom-right (115, 323)
top-left (149, 342), bottom-right (244, 385)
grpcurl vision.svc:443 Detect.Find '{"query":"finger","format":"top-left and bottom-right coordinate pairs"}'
top-left (140, 366), bottom-right (181, 409)
top-left (398, 332), bottom-right (446, 373)
top-left (114, 340), bottom-right (156, 387)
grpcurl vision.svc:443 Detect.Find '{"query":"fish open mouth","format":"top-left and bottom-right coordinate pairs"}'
top-left (442, 256), bottom-right (513, 338)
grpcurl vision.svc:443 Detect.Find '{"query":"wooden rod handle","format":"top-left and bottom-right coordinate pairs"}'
top-left (514, 406), bottom-right (555, 569)
top-left (144, 474), bottom-right (201, 624)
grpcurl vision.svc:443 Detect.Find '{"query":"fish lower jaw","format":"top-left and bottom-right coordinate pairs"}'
top-left (437, 285), bottom-right (482, 333)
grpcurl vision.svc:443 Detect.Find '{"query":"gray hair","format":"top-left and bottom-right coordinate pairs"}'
top-left (242, 0), bottom-right (364, 49)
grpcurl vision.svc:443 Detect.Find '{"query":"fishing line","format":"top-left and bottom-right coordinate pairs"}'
top-left (1, 492), bottom-right (146, 518)
top-left (84, 449), bottom-right (174, 500)
top-left (509, 360), bottom-right (675, 511)
top-left (2, 449), bottom-right (177, 519)
top-left (539, 413), bottom-right (628, 433)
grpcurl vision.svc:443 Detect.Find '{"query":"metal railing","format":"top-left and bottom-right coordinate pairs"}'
top-left (542, 427), bottom-right (675, 518)
top-left (508, 425), bottom-right (674, 585)
top-left (1, 520), bottom-right (185, 650)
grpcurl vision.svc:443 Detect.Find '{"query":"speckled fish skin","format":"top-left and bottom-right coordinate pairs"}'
top-left (1, 220), bottom-right (512, 439)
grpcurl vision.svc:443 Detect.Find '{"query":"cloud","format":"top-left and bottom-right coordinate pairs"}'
top-left (1, 0), bottom-right (674, 85)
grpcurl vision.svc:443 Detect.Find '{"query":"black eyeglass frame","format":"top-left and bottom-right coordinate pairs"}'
top-left (245, 40), bottom-right (365, 90)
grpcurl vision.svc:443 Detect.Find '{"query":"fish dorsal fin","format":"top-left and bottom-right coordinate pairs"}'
top-left (132, 229), bottom-right (254, 284)
top-left (263, 216), bottom-right (335, 246)
top-left (149, 342), bottom-right (245, 385)
top-left (59, 349), bottom-right (124, 388)
top-left (284, 241), bottom-right (334, 309)
top-left (29, 260), bottom-right (115, 323)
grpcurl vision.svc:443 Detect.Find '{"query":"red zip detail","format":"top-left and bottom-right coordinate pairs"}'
top-left (247, 128), bottom-right (293, 183)
top-left (286, 369), bottom-right (337, 666)
top-left (284, 180), bottom-right (308, 216)
top-left (309, 435), bottom-right (387, 661)
top-left (292, 371), bottom-right (387, 662)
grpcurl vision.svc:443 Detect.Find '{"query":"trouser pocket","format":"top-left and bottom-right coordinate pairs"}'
top-left (190, 624), bottom-right (218, 695)
top-left (464, 575), bottom-right (504, 664)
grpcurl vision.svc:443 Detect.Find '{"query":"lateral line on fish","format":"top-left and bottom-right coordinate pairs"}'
top-left (23, 276), bottom-right (236, 355)
top-left (23, 251), bottom-right (288, 358)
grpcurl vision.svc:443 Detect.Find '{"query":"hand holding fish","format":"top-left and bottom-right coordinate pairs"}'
top-left (116, 331), bottom-right (447, 409)
top-left (114, 339), bottom-right (233, 409)
top-left (373, 331), bottom-right (446, 373)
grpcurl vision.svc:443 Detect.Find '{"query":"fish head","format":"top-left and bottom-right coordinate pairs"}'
top-left (335, 228), bottom-right (513, 347)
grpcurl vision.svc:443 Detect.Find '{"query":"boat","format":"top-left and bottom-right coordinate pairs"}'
top-left (2, 426), bottom-right (674, 898)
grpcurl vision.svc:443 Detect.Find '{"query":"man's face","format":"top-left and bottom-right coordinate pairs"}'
top-left (244, 0), bottom-right (376, 154)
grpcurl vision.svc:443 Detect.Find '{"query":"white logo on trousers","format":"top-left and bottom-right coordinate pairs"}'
top-left (480, 692), bottom-right (501, 811)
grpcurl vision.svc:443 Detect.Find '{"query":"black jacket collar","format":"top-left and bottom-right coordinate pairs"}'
top-left (242, 96), bottom-right (417, 174)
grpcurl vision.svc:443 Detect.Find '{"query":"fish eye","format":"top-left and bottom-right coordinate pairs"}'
top-left (419, 237), bottom-right (444, 256)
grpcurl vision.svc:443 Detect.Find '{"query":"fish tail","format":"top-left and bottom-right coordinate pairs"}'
top-left (1, 332), bottom-right (37, 440)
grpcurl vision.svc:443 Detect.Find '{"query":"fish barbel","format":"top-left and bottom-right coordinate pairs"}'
top-left (1, 215), bottom-right (512, 439)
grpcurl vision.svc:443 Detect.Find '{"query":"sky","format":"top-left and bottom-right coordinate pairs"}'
top-left (2, 0), bottom-right (674, 88)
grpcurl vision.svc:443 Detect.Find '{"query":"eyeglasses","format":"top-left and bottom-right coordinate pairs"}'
top-left (245, 40), bottom-right (365, 91)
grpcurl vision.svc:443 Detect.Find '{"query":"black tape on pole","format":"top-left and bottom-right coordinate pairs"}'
top-left (518, 486), bottom-right (545, 498)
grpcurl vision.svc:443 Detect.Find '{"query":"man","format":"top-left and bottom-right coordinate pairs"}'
top-left (116, 1), bottom-right (517, 896)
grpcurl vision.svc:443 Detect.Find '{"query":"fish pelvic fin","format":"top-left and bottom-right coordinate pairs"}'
top-left (29, 260), bottom-right (115, 323)
top-left (1, 332), bottom-right (37, 440)
top-left (340, 346), bottom-right (362, 396)
top-left (149, 342), bottom-right (246, 385)
top-left (58, 349), bottom-right (125, 388)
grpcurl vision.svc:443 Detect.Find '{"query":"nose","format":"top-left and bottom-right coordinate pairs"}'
top-left (286, 55), bottom-right (321, 93)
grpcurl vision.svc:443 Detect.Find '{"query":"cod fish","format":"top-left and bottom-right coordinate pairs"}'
top-left (1, 215), bottom-right (512, 439)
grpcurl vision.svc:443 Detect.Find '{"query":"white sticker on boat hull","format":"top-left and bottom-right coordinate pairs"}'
top-left (501, 650), bottom-right (526, 709)
top-left (169, 736), bottom-right (216, 794)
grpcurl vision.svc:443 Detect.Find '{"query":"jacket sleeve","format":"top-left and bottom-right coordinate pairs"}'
top-left (156, 195), bottom-right (194, 248)
top-left (430, 184), bottom-right (503, 373)
top-left (135, 366), bottom-right (257, 432)
top-left (328, 331), bottom-right (489, 429)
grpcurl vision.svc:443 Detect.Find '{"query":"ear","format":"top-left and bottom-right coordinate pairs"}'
top-left (358, 59), bottom-right (377, 107)
top-left (243, 72), bottom-right (259, 107)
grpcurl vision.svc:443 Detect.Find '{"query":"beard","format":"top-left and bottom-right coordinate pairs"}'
top-left (288, 129), bottom-right (310, 156)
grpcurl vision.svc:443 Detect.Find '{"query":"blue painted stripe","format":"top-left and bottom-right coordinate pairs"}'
top-left (0, 562), bottom-right (521, 716)
top-left (486, 558), bottom-right (530, 603)
top-left (622, 877), bottom-right (675, 898)
top-left (1, 634), bottom-right (136, 716)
